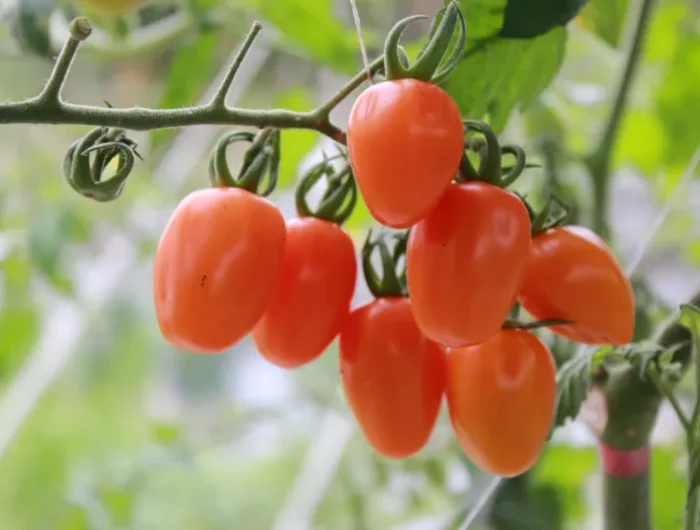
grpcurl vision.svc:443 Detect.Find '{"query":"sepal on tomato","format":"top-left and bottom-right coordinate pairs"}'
top-left (362, 229), bottom-right (409, 298)
top-left (295, 153), bottom-right (357, 226)
top-left (383, 1), bottom-right (466, 84)
top-left (209, 127), bottom-right (281, 196)
top-left (459, 120), bottom-right (537, 189)
top-left (527, 193), bottom-right (571, 236)
top-left (63, 126), bottom-right (141, 202)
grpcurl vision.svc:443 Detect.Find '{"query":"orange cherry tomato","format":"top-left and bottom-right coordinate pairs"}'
top-left (407, 181), bottom-right (531, 347)
top-left (153, 187), bottom-right (286, 354)
top-left (252, 218), bottom-right (357, 368)
top-left (340, 297), bottom-right (446, 458)
top-left (518, 225), bottom-right (635, 345)
top-left (447, 329), bottom-right (556, 477)
top-left (346, 79), bottom-right (464, 229)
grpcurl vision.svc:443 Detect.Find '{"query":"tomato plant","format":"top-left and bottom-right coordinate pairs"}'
top-left (252, 158), bottom-right (358, 369)
top-left (340, 232), bottom-right (446, 458)
top-left (347, 79), bottom-right (464, 229)
top-left (518, 225), bottom-right (635, 345)
top-left (407, 181), bottom-right (531, 347)
top-left (446, 329), bottom-right (556, 477)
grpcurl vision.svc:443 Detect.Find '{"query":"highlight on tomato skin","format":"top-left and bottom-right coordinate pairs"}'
top-left (251, 217), bottom-right (357, 369)
top-left (518, 225), bottom-right (635, 345)
top-left (339, 297), bottom-right (447, 459)
top-left (346, 78), bottom-right (464, 229)
top-left (153, 187), bottom-right (286, 354)
top-left (406, 181), bottom-right (532, 348)
top-left (446, 329), bottom-right (556, 477)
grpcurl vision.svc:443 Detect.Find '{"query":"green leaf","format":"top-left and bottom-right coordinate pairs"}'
top-left (151, 29), bottom-right (220, 151)
top-left (444, 27), bottom-right (567, 131)
top-left (655, 30), bottom-right (700, 167)
top-left (498, 0), bottom-right (587, 39)
top-left (552, 346), bottom-right (616, 431)
top-left (239, 0), bottom-right (371, 74)
top-left (8, 0), bottom-right (54, 59)
top-left (578, 0), bottom-right (629, 47)
top-left (679, 303), bottom-right (700, 366)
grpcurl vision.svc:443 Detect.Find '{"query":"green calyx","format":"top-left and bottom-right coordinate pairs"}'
top-left (209, 127), bottom-right (280, 196)
top-left (458, 120), bottom-right (536, 189)
top-left (295, 154), bottom-right (357, 226)
top-left (383, 1), bottom-right (466, 84)
top-left (362, 229), bottom-right (409, 299)
top-left (63, 126), bottom-right (141, 202)
top-left (527, 193), bottom-right (571, 237)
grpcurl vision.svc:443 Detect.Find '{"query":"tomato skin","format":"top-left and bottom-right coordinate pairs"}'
top-left (518, 226), bottom-right (635, 345)
top-left (347, 79), bottom-right (464, 229)
top-left (340, 297), bottom-right (446, 458)
top-left (447, 330), bottom-right (556, 477)
top-left (153, 188), bottom-right (286, 354)
top-left (407, 182), bottom-right (531, 347)
top-left (252, 218), bottom-right (357, 368)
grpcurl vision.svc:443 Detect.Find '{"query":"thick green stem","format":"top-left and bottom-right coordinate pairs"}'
top-left (0, 18), bottom-right (385, 146)
top-left (585, 0), bottom-right (656, 239)
top-left (604, 468), bottom-right (652, 530)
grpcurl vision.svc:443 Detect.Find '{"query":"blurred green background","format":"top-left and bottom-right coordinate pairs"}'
top-left (0, 0), bottom-right (698, 528)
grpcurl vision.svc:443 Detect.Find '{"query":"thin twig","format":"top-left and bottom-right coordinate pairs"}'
top-left (646, 369), bottom-right (691, 432)
top-left (209, 21), bottom-right (264, 109)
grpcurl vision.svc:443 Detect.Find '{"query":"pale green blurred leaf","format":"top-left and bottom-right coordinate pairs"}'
top-left (151, 29), bottom-right (221, 151)
top-left (274, 88), bottom-right (318, 189)
top-left (578, 0), bottom-right (629, 47)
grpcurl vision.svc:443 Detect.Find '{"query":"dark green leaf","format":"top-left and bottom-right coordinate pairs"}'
top-left (679, 304), bottom-right (700, 368)
top-left (444, 27), bottom-right (567, 131)
top-left (578, 0), bottom-right (629, 47)
top-left (498, 0), bottom-right (588, 39)
top-left (151, 29), bottom-right (220, 151)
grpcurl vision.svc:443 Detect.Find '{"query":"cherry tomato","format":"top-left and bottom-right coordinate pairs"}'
top-left (252, 218), bottom-right (357, 368)
top-left (518, 225), bottom-right (634, 345)
top-left (346, 79), bottom-right (464, 229)
top-left (447, 329), bottom-right (556, 477)
top-left (340, 297), bottom-right (446, 458)
top-left (407, 181), bottom-right (531, 347)
top-left (153, 187), bottom-right (286, 354)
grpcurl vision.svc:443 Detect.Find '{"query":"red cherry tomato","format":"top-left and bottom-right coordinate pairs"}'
top-left (347, 79), bottom-right (464, 229)
top-left (340, 297), bottom-right (446, 458)
top-left (407, 181), bottom-right (531, 347)
top-left (518, 225), bottom-right (635, 345)
top-left (153, 188), bottom-right (286, 353)
top-left (447, 329), bottom-right (556, 477)
top-left (252, 218), bottom-right (357, 368)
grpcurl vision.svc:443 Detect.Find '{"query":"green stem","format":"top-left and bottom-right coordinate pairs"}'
top-left (604, 468), bottom-right (652, 530)
top-left (209, 21), bottom-right (263, 108)
top-left (37, 18), bottom-right (92, 105)
top-left (0, 18), bottom-right (380, 146)
top-left (585, 0), bottom-right (656, 239)
top-left (647, 368), bottom-right (691, 431)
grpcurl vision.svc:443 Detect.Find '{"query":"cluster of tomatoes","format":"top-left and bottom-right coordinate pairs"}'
top-left (152, 4), bottom-right (635, 478)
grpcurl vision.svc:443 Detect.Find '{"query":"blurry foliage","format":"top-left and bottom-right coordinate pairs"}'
top-left (0, 0), bottom-right (698, 528)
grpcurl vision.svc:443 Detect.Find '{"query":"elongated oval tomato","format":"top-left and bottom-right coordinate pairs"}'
top-left (347, 79), bottom-right (464, 229)
top-left (518, 226), bottom-right (634, 345)
top-left (252, 218), bottom-right (357, 368)
top-left (77, 0), bottom-right (148, 15)
top-left (153, 188), bottom-right (286, 354)
top-left (407, 182), bottom-right (531, 347)
top-left (340, 297), bottom-right (446, 458)
top-left (447, 329), bottom-right (556, 477)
